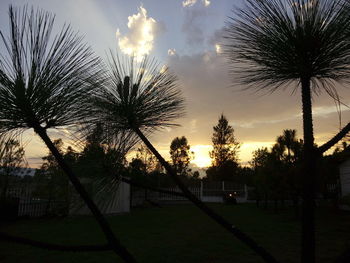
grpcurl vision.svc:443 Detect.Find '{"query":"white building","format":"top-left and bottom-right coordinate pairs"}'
top-left (69, 178), bottom-right (130, 215)
top-left (339, 159), bottom-right (350, 197)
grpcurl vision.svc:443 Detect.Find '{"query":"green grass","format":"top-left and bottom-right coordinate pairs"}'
top-left (0, 204), bottom-right (349, 263)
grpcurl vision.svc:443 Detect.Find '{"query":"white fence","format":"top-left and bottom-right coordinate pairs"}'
top-left (5, 179), bottom-right (131, 218)
top-left (6, 186), bottom-right (67, 217)
top-left (131, 181), bottom-right (249, 206)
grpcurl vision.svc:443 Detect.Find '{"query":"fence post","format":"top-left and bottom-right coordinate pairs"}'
top-left (200, 181), bottom-right (203, 201)
top-left (244, 184), bottom-right (248, 201)
top-left (222, 181), bottom-right (225, 192)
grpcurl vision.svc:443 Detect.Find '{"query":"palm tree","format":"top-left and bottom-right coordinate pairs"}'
top-left (0, 6), bottom-right (135, 262)
top-left (276, 129), bottom-right (298, 163)
top-left (224, 1), bottom-right (350, 262)
top-left (92, 54), bottom-right (280, 263)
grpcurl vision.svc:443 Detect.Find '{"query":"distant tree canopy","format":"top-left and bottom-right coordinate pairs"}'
top-left (206, 114), bottom-right (240, 181)
top-left (170, 136), bottom-right (193, 177)
top-left (33, 139), bottom-right (75, 206)
top-left (133, 144), bottom-right (159, 173)
top-left (250, 129), bottom-right (304, 209)
top-left (0, 137), bottom-right (26, 200)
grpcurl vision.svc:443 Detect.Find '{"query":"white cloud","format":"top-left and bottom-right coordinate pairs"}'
top-left (203, 0), bottom-right (211, 7)
top-left (168, 48), bottom-right (176, 56)
top-left (116, 6), bottom-right (163, 60)
top-left (182, 0), bottom-right (197, 7)
top-left (215, 44), bottom-right (221, 54)
top-left (182, 0), bottom-right (210, 8)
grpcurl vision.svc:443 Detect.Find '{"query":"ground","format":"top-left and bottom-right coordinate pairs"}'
top-left (0, 203), bottom-right (349, 263)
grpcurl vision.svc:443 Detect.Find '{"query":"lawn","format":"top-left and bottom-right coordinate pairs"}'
top-left (0, 203), bottom-right (349, 263)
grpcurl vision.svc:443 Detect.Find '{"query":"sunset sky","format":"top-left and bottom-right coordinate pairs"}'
top-left (1, 0), bottom-right (349, 169)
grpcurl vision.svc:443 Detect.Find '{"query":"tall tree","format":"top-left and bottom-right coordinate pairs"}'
top-left (92, 54), bottom-right (279, 263)
top-left (224, 1), bottom-right (350, 262)
top-left (207, 114), bottom-right (240, 181)
top-left (170, 136), bottom-right (192, 177)
top-left (210, 114), bottom-right (240, 166)
top-left (0, 6), bottom-right (135, 262)
top-left (210, 114), bottom-right (240, 167)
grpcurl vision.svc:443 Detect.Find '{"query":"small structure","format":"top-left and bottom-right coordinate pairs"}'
top-left (69, 179), bottom-right (130, 215)
top-left (339, 159), bottom-right (350, 197)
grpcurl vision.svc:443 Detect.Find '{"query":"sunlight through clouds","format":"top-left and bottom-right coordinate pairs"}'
top-left (116, 6), bottom-right (160, 61)
top-left (215, 44), bottom-right (221, 53)
top-left (182, 0), bottom-right (211, 8)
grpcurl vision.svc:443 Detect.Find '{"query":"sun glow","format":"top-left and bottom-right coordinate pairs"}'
top-left (190, 145), bottom-right (212, 168)
top-left (190, 142), bottom-right (276, 168)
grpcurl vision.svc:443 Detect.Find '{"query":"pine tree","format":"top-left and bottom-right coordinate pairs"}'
top-left (210, 114), bottom-right (240, 167)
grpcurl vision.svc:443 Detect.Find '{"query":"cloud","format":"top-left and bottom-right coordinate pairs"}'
top-left (163, 43), bottom-right (350, 162)
top-left (182, 0), bottom-right (197, 7)
top-left (203, 0), bottom-right (211, 7)
top-left (215, 44), bottom-right (221, 53)
top-left (182, 0), bottom-right (211, 8)
top-left (182, 8), bottom-right (208, 46)
top-left (116, 6), bottom-right (165, 60)
top-left (168, 48), bottom-right (177, 56)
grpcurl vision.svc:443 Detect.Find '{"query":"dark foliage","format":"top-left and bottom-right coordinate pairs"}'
top-left (92, 54), bottom-right (185, 132)
top-left (224, 0), bottom-right (350, 96)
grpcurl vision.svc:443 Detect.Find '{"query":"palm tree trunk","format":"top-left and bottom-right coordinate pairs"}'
top-left (34, 125), bottom-right (136, 263)
top-left (133, 127), bottom-right (279, 263)
top-left (300, 77), bottom-right (316, 263)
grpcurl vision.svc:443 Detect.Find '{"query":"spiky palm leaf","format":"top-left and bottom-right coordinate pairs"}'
top-left (92, 54), bottom-right (185, 131)
top-left (224, 0), bottom-right (350, 96)
top-left (0, 6), bottom-right (135, 262)
top-left (0, 6), bottom-right (101, 134)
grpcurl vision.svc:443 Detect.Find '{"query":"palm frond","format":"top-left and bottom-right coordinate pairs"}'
top-left (224, 0), bottom-right (350, 93)
top-left (0, 5), bottom-right (102, 135)
top-left (91, 53), bottom-right (185, 132)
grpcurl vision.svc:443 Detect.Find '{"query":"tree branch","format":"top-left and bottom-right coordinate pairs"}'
top-left (318, 122), bottom-right (350, 153)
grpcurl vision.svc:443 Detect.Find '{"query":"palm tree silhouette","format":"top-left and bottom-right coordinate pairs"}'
top-left (0, 6), bottom-right (135, 262)
top-left (224, 1), bottom-right (350, 262)
top-left (277, 129), bottom-right (298, 163)
top-left (92, 54), bottom-right (280, 263)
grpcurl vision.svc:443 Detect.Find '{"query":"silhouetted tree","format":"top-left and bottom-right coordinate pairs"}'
top-left (0, 136), bottom-right (25, 200)
top-left (135, 144), bottom-right (158, 173)
top-left (0, 6), bottom-right (135, 262)
top-left (224, 1), bottom-right (350, 261)
top-left (276, 129), bottom-right (302, 164)
top-left (170, 136), bottom-right (193, 177)
top-left (210, 114), bottom-right (240, 166)
top-left (92, 54), bottom-right (279, 263)
top-left (207, 114), bottom-right (240, 181)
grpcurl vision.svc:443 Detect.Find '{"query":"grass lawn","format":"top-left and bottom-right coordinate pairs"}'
top-left (0, 203), bottom-right (349, 263)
